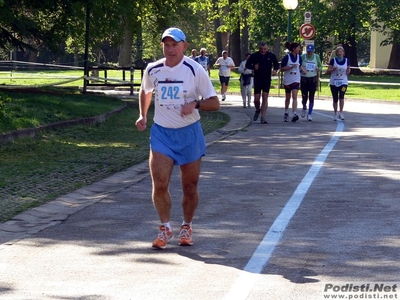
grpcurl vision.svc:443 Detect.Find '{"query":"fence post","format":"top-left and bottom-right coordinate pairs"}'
top-left (83, 67), bottom-right (88, 93)
top-left (130, 66), bottom-right (134, 95)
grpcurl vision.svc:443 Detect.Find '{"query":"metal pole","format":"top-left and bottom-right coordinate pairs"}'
top-left (287, 9), bottom-right (293, 42)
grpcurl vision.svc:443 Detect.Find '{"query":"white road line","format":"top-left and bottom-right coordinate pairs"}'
top-left (223, 120), bottom-right (345, 300)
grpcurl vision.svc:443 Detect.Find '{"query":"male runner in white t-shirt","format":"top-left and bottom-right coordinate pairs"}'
top-left (136, 27), bottom-right (220, 249)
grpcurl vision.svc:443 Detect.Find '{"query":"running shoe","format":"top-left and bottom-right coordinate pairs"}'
top-left (307, 114), bottom-right (313, 121)
top-left (260, 117), bottom-right (268, 124)
top-left (283, 113), bottom-right (289, 122)
top-left (221, 94), bottom-right (226, 101)
top-left (178, 225), bottom-right (193, 246)
top-left (152, 225), bottom-right (173, 249)
top-left (291, 114), bottom-right (299, 122)
top-left (333, 113), bottom-right (337, 121)
top-left (301, 108), bottom-right (307, 118)
top-left (338, 112), bottom-right (345, 120)
top-left (253, 110), bottom-right (260, 121)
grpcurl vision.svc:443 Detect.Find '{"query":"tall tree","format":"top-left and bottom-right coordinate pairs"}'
top-left (227, 0), bottom-right (241, 65)
top-left (0, 0), bottom-right (86, 54)
top-left (387, 31), bottom-right (400, 69)
top-left (245, 0), bottom-right (290, 59)
top-left (372, 0), bottom-right (400, 69)
top-left (117, 0), bottom-right (138, 66)
top-left (321, 0), bottom-right (373, 74)
top-left (240, 7), bottom-right (250, 56)
top-left (3, 0), bottom-right (399, 71)
top-left (212, 0), bottom-right (223, 58)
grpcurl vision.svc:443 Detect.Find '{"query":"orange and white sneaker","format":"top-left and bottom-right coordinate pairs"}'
top-left (178, 225), bottom-right (193, 246)
top-left (152, 225), bottom-right (173, 249)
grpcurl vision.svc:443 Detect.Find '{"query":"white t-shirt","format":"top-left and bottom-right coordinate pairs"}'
top-left (215, 57), bottom-right (235, 77)
top-left (141, 56), bottom-right (217, 129)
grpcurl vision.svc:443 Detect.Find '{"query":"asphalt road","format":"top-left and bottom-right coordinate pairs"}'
top-left (1, 94), bottom-right (399, 300)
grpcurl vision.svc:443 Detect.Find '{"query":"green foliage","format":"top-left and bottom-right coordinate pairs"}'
top-left (0, 0), bottom-right (89, 53)
top-left (248, 0), bottom-right (287, 44)
top-left (140, 0), bottom-right (201, 60)
top-left (1, 0), bottom-right (400, 68)
top-left (62, 0), bottom-right (128, 62)
top-left (372, 0), bottom-right (400, 45)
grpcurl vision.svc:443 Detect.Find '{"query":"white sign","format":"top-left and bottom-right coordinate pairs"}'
top-left (304, 40), bottom-right (314, 46)
top-left (304, 11), bottom-right (312, 23)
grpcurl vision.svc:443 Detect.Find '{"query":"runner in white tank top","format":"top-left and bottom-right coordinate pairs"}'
top-left (327, 46), bottom-right (350, 121)
top-left (280, 42), bottom-right (304, 122)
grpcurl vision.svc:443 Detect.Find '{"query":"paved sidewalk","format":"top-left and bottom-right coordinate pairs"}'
top-left (1, 94), bottom-right (400, 300)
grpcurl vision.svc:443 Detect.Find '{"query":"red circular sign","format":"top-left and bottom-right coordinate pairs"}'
top-left (299, 23), bottom-right (316, 40)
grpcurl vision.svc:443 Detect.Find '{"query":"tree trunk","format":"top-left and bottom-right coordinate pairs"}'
top-left (74, 51), bottom-right (79, 67)
top-left (273, 37), bottom-right (281, 60)
top-left (229, 24), bottom-right (241, 66)
top-left (213, 0), bottom-right (223, 61)
top-left (134, 21), bottom-right (144, 67)
top-left (343, 35), bottom-right (363, 75)
top-left (228, 0), bottom-right (240, 65)
top-left (241, 9), bottom-right (249, 56)
top-left (118, 23), bottom-right (134, 67)
top-left (387, 31), bottom-right (400, 69)
top-left (388, 43), bottom-right (400, 69)
top-left (28, 49), bottom-right (37, 70)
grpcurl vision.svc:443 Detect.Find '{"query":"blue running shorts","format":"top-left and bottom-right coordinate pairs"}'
top-left (150, 121), bottom-right (206, 166)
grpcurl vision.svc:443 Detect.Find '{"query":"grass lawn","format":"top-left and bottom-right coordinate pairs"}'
top-left (0, 89), bottom-right (229, 223)
top-left (0, 89), bottom-right (124, 132)
top-left (0, 69), bottom-right (142, 87)
top-left (209, 69), bottom-right (400, 101)
top-left (1, 68), bottom-right (400, 101)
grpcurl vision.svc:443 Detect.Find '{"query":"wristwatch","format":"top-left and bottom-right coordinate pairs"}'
top-left (195, 100), bottom-right (200, 109)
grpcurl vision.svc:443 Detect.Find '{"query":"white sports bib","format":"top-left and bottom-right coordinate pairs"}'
top-left (157, 81), bottom-right (184, 106)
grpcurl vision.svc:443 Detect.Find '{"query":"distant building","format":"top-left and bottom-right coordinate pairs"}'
top-left (370, 25), bottom-right (392, 69)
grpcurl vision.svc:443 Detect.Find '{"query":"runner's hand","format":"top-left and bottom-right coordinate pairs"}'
top-left (181, 102), bottom-right (196, 117)
top-left (136, 116), bottom-right (147, 131)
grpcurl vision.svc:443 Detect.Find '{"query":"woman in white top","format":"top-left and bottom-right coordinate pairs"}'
top-left (238, 52), bottom-right (253, 108)
top-left (280, 42), bottom-right (304, 122)
top-left (327, 46), bottom-right (350, 121)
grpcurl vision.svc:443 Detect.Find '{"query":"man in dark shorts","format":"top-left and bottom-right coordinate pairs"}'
top-left (246, 42), bottom-right (279, 124)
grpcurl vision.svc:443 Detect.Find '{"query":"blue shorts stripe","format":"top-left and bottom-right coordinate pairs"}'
top-left (150, 121), bottom-right (206, 165)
